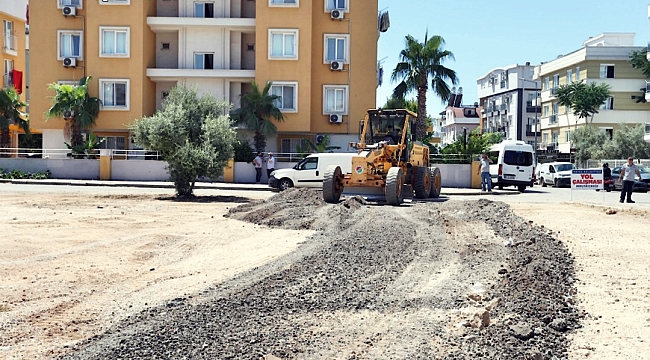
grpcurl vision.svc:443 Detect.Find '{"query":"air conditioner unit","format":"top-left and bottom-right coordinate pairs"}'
top-left (315, 134), bottom-right (325, 145)
top-left (329, 114), bottom-right (343, 123)
top-left (330, 9), bottom-right (344, 20)
top-left (62, 6), bottom-right (76, 17)
top-left (63, 110), bottom-right (75, 119)
top-left (63, 57), bottom-right (77, 67)
top-left (330, 61), bottom-right (343, 71)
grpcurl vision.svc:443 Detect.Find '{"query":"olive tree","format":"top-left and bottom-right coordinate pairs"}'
top-left (130, 85), bottom-right (236, 197)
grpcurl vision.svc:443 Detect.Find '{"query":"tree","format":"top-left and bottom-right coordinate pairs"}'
top-left (391, 33), bottom-right (457, 138)
top-left (571, 126), bottom-right (611, 165)
top-left (130, 85), bottom-right (236, 197)
top-left (232, 81), bottom-right (285, 153)
top-left (46, 76), bottom-right (101, 147)
top-left (441, 129), bottom-right (502, 155)
top-left (611, 123), bottom-right (650, 159)
top-left (0, 87), bottom-right (28, 154)
top-left (554, 81), bottom-right (610, 124)
top-left (629, 49), bottom-right (650, 102)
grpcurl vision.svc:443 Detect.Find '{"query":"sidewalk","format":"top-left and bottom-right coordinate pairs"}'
top-left (0, 178), bottom-right (511, 196)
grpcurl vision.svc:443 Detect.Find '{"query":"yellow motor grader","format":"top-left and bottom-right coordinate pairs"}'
top-left (323, 108), bottom-right (441, 205)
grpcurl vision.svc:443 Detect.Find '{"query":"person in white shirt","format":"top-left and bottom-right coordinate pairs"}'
top-left (618, 157), bottom-right (642, 203)
top-left (253, 152), bottom-right (263, 184)
top-left (477, 153), bottom-right (492, 192)
top-left (266, 152), bottom-right (276, 179)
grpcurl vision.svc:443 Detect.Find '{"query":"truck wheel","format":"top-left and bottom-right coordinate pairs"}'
top-left (323, 165), bottom-right (344, 203)
top-left (428, 167), bottom-right (441, 198)
top-left (413, 166), bottom-right (430, 199)
top-left (385, 167), bottom-right (404, 205)
top-left (278, 178), bottom-right (293, 191)
top-left (541, 178), bottom-right (546, 187)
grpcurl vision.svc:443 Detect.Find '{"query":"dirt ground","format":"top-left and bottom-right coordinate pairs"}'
top-left (1, 188), bottom-right (649, 359)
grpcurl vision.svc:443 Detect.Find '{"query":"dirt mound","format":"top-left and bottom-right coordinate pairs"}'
top-left (62, 198), bottom-right (579, 359)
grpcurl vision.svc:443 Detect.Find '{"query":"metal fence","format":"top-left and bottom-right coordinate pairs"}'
top-left (585, 159), bottom-right (650, 169)
top-left (0, 148), bottom-right (160, 160)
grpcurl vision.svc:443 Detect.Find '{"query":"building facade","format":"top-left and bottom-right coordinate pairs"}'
top-left (29, 0), bottom-right (380, 154)
top-left (1, 0), bottom-right (28, 148)
top-left (476, 63), bottom-right (540, 148)
top-left (534, 33), bottom-right (650, 154)
top-left (439, 89), bottom-right (480, 145)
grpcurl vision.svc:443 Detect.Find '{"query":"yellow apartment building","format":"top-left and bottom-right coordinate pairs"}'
top-left (1, 0), bottom-right (28, 148)
top-left (29, 0), bottom-right (380, 154)
top-left (534, 33), bottom-right (650, 155)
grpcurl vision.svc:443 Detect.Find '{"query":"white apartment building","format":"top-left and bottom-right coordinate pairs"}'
top-left (477, 63), bottom-right (541, 148)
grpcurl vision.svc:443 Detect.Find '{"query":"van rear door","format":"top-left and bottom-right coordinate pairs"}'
top-left (501, 150), bottom-right (534, 182)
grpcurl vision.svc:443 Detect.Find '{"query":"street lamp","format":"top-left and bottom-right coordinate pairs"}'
top-left (519, 77), bottom-right (540, 158)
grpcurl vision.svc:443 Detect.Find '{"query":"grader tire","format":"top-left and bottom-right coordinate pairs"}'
top-left (385, 167), bottom-right (404, 206)
top-left (323, 165), bottom-right (343, 203)
top-left (413, 166), bottom-right (431, 199)
top-left (428, 166), bottom-right (442, 198)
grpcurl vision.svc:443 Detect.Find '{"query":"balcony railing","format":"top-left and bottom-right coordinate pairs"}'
top-left (549, 114), bottom-right (558, 124)
top-left (550, 87), bottom-right (558, 95)
top-left (3, 34), bottom-right (17, 52)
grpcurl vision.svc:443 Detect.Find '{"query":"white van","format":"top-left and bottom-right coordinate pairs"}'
top-left (538, 162), bottom-right (574, 187)
top-left (268, 153), bottom-right (356, 191)
top-left (487, 140), bottom-right (536, 192)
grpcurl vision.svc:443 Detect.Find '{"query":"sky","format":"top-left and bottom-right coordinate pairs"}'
top-left (376, 0), bottom-right (650, 118)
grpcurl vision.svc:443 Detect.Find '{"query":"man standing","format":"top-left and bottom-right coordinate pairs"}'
top-left (618, 157), bottom-right (642, 203)
top-left (477, 153), bottom-right (492, 192)
top-left (253, 152), bottom-right (263, 184)
top-left (266, 152), bottom-right (276, 180)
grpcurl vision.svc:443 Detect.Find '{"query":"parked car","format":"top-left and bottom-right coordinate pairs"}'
top-left (268, 153), bottom-right (356, 191)
top-left (487, 140), bottom-right (536, 192)
top-left (610, 165), bottom-right (650, 192)
top-left (538, 162), bottom-right (575, 188)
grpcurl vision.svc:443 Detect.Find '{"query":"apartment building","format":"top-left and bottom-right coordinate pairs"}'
top-left (476, 63), bottom-right (541, 148)
top-left (534, 33), bottom-right (650, 154)
top-left (439, 88), bottom-right (480, 145)
top-left (1, 0), bottom-right (28, 148)
top-left (29, 0), bottom-right (380, 154)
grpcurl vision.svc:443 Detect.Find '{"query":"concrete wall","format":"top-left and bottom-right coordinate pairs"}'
top-left (111, 160), bottom-right (169, 181)
top-left (0, 158), bottom-right (99, 180)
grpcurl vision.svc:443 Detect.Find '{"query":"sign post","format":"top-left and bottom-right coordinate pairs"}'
top-left (570, 169), bottom-right (604, 201)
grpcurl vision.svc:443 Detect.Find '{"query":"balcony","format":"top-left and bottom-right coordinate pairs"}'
top-left (3, 34), bottom-right (17, 56)
top-left (549, 114), bottom-right (558, 124)
top-left (147, 17), bottom-right (255, 32)
top-left (146, 68), bottom-right (255, 82)
top-left (525, 124), bottom-right (541, 137)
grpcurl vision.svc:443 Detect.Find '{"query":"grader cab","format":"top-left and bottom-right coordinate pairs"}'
top-left (322, 108), bottom-right (441, 205)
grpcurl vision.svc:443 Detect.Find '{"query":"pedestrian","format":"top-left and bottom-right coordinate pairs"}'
top-left (477, 153), bottom-right (492, 192)
top-left (618, 157), bottom-right (642, 203)
top-left (253, 152), bottom-right (263, 184)
top-left (266, 152), bottom-right (275, 179)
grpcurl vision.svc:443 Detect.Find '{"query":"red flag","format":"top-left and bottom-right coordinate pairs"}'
top-left (12, 70), bottom-right (23, 94)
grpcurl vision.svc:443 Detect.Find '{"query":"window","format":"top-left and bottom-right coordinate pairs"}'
top-left (543, 105), bottom-right (549, 117)
top-left (3, 59), bottom-right (13, 86)
top-left (194, 2), bottom-right (215, 18)
top-left (567, 69), bottom-right (573, 83)
top-left (600, 64), bottom-right (615, 79)
top-left (600, 96), bottom-right (614, 110)
top-left (270, 0), bottom-right (298, 6)
top-left (552, 102), bottom-right (558, 115)
top-left (194, 53), bottom-right (214, 69)
top-left (325, 0), bottom-right (346, 11)
top-left (58, 31), bottom-right (83, 59)
top-left (269, 29), bottom-right (298, 59)
top-left (552, 74), bottom-right (559, 88)
top-left (99, 0), bottom-right (130, 4)
top-left (544, 77), bottom-right (550, 90)
top-left (526, 92), bottom-right (535, 107)
top-left (565, 105), bottom-right (571, 114)
top-left (100, 79), bottom-right (129, 110)
top-left (57, 80), bottom-right (78, 86)
top-left (543, 133), bottom-right (548, 143)
top-left (296, 157), bottom-right (318, 170)
top-left (59, 0), bottom-right (82, 8)
top-left (100, 27), bottom-right (129, 57)
top-left (552, 132), bottom-right (559, 144)
top-left (270, 82), bottom-right (297, 112)
top-left (97, 136), bottom-right (126, 150)
top-left (281, 138), bottom-right (310, 153)
top-left (324, 34), bottom-right (349, 63)
top-left (323, 85), bottom-right (348, 114)
top-left (503, 151), bottom-right (533, 166)
top-left (3, 20), bottom-right (15, 52)
top-left (565, 130), bottom-right (570, 142)
top-left (575, 66), bottom-right (580, 81)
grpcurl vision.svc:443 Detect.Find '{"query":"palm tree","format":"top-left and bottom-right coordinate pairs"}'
top-left (232, 81), bottom-right (285, 153)
top-left (555, 81), bottom-right (610, 124)
top-left (46, 76), bottom-right (101, 147)
top-left (391, 33), bottom-right (458, 138)
top-left (0, 87), bottom-right (29, 156)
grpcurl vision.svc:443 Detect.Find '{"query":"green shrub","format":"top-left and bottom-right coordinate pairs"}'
top-left (0, 168), bottom-right (51, 180)
top-left (233, 139), bottom-right (255, 162)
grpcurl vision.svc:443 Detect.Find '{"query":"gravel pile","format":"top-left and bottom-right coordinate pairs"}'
top-left (61, 190), bottom-right (580, 360)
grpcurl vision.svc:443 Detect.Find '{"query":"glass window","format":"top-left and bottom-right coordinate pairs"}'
top-left (270, 83), bottom-right (297, 111)
top-left (60, 0), bottom-right (81, 6)
top-left (269, 30), bottom-right (297, 59)
top-left (101, 27), bottom-right (129, 56)
top-left (600, 97), bottom-right (614, 110)
top-left (544, 77), bottom-right (550, 90)
top-left (194, 2), bottom-right (214, 18)
top-left (600, 64), bottom-right (615, 79)
top-left (271, 0), bottom-right (297, 4)
top-left (503, 150), bottom-right (533, 166)
top-left (325, 0), bottom-right (346, 10)
top-left (100, 79), bottom-right (129, 109)
top-left (59, 32), bottom-right (82, 58)
top-left (567, 69), bottom-right (573, 83)
top-left (552, 74), bottom-right (559, 88)
top-left (194, 53), bottom-right (214, 69)
top-left (565, 130), bottom-right (570, 142)
top-left (325, 35), bottom-right (347, 62)
top-left (324, 86), bottom-right (347, 113)
top-left (575, 66), bottom-right (580, 80)
top-left (97, 136), bottom-right (126, 150)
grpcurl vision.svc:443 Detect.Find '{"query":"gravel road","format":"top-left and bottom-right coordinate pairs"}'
top-left (60, 188), bottom-right (580, 359)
